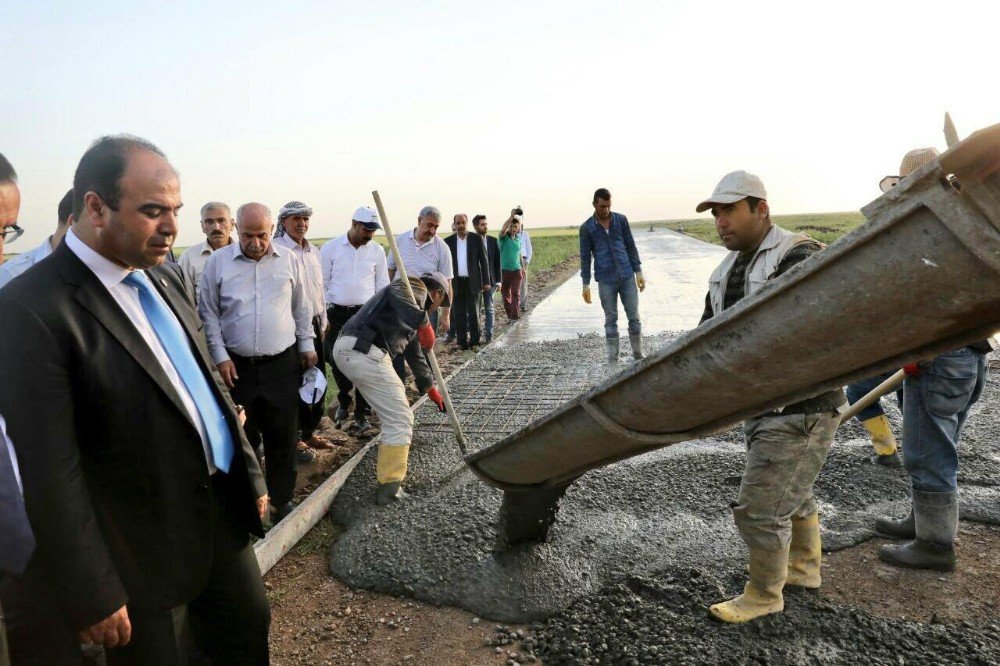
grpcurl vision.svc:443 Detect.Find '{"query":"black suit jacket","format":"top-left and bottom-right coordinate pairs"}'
top-left (444, 233), bottom-right (490, 294)
top-left (482, 234), bottom-right (501, 286)
top-left (0, 242), bottom-right (266, 629)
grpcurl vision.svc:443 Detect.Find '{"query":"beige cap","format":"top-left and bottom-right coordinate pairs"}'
top-left (879, 147), bottom-right (940, 192)
top-left (696, 170), bottom-right (768, 213)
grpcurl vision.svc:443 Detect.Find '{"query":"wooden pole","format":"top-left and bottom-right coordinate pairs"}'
top-left (839, 369), bottom-right (906, 425)
top-left (371, 190), bottom-right (469, 453)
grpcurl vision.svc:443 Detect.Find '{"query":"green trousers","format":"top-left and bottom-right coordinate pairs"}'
top-left (734, 410), bottom-right (841, 551)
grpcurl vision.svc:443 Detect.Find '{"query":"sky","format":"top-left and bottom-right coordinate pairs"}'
top-left (3, 0), bottom-right (999, 248)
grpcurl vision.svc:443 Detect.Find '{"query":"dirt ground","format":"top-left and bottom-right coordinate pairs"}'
top-left (267, 258), bottom-right (578, 665)
top-left (823, 521), bottom-right (1000, 624)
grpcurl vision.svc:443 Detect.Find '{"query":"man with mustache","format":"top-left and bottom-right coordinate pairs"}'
top-left (199, 202), bottom-right (317, 523)
top-left (177, 202), bottom-right (234, 299)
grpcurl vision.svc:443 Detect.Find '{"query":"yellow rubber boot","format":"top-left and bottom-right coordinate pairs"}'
top-left (376, 444), bottom-right (410, 484)
top-left (786, 513), bottom-right (822, 590)
top-left (862, 415), bottom-right (897, 456)
top-left (376, 444), bottom-right (410, 506)
top-left (709, 546), bottom-right (788, 623)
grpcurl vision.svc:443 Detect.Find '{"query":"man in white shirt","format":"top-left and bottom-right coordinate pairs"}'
top-left (320, 206), bottom-right (388, 433)
top-left (177, 202), bottom-right (235, 298)
top-left (517, 213), bottom-right (533, 312)
top-left (0, 189), bottom-right (74, 291)
top-left (198, 202), bottom-right (316, 522)
top-left (273, 201), bottom-right (331, 451)
top-left (386, 206), bottom-right (453, 379)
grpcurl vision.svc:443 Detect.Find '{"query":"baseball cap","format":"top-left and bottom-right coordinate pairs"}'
top-left (352, 206), bottom-right (381, 230)
top-left (299, 366), bottom-right (328, 405)
top-left (695, 170), bottom-right (768, 213)
top-left (420, 271), bottom-right (451, 307)
top-left (879, 147), bottom-right (940, 193)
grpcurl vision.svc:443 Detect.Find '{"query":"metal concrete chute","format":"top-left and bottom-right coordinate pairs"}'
top-left (470, 122), bottom-right (1000, 543)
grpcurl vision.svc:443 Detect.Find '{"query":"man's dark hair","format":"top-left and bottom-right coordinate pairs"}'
top-left (58, 189), bottom-right (74, 224)
top-left (0, 153), bottom-right (16, 184)
top-left (593, 188), bottom-right (611, 203)
top-left (745, 196), bottom-right (763, 213)
top-left (472, 214), bottom-right (487, 225)
top-left (72, 135), bottom-right (167, 219)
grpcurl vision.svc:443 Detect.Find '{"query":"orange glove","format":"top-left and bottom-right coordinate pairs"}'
top-left (426, 386), bottom-right (446, 413)
top-left (417, 322), bottom-right (436, 350)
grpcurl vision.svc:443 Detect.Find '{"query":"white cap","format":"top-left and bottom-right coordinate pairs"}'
top-left (299, 367), bottom-right (328, 405)
top-left (695, 170), bottom-right (768, 213)
top-left (352, 206), bottom-right (381, 230)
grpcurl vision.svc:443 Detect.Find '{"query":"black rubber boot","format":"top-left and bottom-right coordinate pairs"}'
top-left (875, 509), bottom-right (915, 539)
top-left (629, 333), bottom-right (643, 360)
top-left (874, 451), bottom-right (903, 468)
top-left (376, 482), bottom-right (409, 506)
top-left (606, 336), bottom-right (620, 364)
top-left (879, 490), bottom-right (957, 572)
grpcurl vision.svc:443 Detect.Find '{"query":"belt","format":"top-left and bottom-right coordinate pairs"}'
top-left (230, 346), bottom-right (293, 365)
top-left (328, 304), bottom-right (363, 312)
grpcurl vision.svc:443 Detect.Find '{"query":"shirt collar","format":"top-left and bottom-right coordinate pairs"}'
top-left (65, 228), bottom-right (134, 290)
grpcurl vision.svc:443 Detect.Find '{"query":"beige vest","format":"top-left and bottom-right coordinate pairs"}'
top-left (708, 225), bottom-right (815, 317)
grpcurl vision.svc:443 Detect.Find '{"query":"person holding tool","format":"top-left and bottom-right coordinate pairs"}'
top-left (332, 272), bottom-right (450, 505)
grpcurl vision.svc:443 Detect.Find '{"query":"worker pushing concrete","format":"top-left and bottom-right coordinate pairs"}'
top-left (696, 171), bottom-right (847, 623)
top-left (875, 147), bottom-right (994, 572)
top-left (332, 273), bottom-right (449, 505)
top-left (844, 148), bottom-right (943, 468)
top-left (580, 188), bottom-right (646, 362)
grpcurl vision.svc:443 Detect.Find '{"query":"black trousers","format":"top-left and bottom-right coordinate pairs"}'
top-left (324, 305), bottom-right (369, 419)
top-left (453, 278), bottom-right (481, 346)
top-left (298, 316), bottom-right (327, 440)
top-left (1, 474), bottom-right (270, 666)
top-left (231, 346), bottom-right (300, 506)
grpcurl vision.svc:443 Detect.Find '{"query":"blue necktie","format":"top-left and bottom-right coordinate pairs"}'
top-left (123, 271), bottom-right (234, 472)
top-left (0, 432), bottom-right (35, 575)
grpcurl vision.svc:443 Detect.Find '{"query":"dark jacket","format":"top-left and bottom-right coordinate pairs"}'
top-left (481, 234), bottom-right (501, 286)
top-left (444, 233), bottom-right (491, 293)
top-left (0, 242), bottom-right (266, 629)
top-left (340, 280), bottom-right (435, 391)
top-left (579, 212), bottom-right (642, 285)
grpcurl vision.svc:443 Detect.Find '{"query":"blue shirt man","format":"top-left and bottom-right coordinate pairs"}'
top-left (579, 188), bottom-right (645, 362)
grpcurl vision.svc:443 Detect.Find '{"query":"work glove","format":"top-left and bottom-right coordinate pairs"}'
top-left (582, 286), bottom-right (592, 304)
top-left (417, 322), bottom-right (436, 350)
top-left (903, 363), bottom-right (923, 378)
top-left (635, 272), bottom-right (646, 292)
top-left (426, 386), bottom-right (446, 413)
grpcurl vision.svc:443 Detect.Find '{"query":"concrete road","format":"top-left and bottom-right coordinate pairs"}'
top-left (496, 228), bottom-right (727, 345)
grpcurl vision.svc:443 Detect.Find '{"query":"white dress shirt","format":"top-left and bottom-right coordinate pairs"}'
top-left (386, 229), bottom-right (454, 279)
top-left (455, 236), bottom-right (469, 277)
top-left (518, 229), bottom-right (533, 264)
top-left (272, 234), bottom-right (327, 330)
top-left (178, 239), bottom-right (231, 297)
top-left (319, 234), bottom-right (389, 307)
top-left (0, 237), bottom-right (54, 290)
top-left (65, 229), bottom-right (216, 473)
top-left (1, 414), bottom-right (23, 494)
top-left (198, 242), bottom-right (314, 364)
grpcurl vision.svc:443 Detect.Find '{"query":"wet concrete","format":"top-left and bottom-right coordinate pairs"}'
top-left (328, 335), bottom-right (1000, 625)
top-left (497, 229), bottom-right (726, 345)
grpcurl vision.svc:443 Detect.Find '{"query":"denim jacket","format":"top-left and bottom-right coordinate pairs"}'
top-left (579, 213), bottom-right (642, 285)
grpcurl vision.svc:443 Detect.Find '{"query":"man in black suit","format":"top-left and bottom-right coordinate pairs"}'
top-left (473, 214), bottom-right (501, 343)
top-left (444, 213), bottom-right (491, 349)
top-left (0, 135), bottom-right (270, 665)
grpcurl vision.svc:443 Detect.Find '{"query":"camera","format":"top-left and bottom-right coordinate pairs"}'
top-left (513, 206), bottom-right (523, 216)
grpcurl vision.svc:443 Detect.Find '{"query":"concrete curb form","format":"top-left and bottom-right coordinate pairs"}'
top-left (253, 309), bottom-right (528, 574)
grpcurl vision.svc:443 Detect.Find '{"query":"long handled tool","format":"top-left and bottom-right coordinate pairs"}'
top-left (371, 190), bottom-right (469, 454)
top-left (838, 369), bottom-right (906, 425)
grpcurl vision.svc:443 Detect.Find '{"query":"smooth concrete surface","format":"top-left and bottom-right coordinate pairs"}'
top-left (497, 228), bottom-right (727, 346)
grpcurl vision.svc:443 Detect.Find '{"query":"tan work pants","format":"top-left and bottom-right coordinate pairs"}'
top-left (734, 410), bottom-right (841, 551)
top-left (332, 336), bottom-right (414, 446)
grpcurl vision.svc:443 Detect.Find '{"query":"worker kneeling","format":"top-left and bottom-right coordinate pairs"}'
top-left (696, 172), bottom-right (847, 623)
top-left (333, 273), bottom-right (449, 505)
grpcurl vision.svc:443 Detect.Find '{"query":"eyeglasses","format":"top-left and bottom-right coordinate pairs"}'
top-left (0, 224), bottom-right (24, 244)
